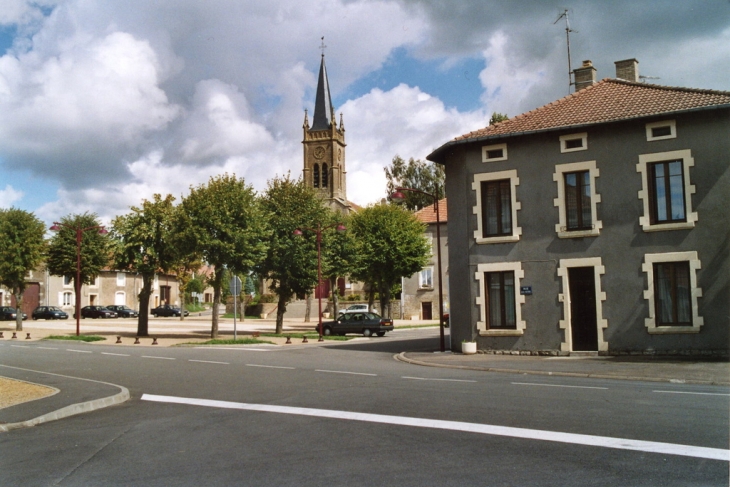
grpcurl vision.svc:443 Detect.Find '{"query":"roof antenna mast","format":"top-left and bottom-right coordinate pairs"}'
top-left (554, 8), bottom-right (576, 93)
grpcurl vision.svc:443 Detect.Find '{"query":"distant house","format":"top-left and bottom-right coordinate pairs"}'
top-left (428, 59), bottom-right (729, 355)
top-left (401, 199), bottom-right (449, 321)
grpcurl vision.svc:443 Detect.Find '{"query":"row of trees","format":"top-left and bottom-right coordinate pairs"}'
top-left (0, 173), bottom-right (431, 338)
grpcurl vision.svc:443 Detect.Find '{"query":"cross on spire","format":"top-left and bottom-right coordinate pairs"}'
top-left (319, 36), bottom-right (327, 57)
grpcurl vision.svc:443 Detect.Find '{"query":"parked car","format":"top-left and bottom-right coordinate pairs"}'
top-left (105, 305), bottom-right (139, 318)
top-left (151, 305), bottom-right (189, 318)
top-left (32, 306), bottom-right (69, 320)
top-left (337, 304), bottom-right (370, 316)
top-left (319, 312), bottom-right (393, 337)
top-left (0, 306), bottom-right (27, 321)
top-left (74, 306), bottom-right (118, 319)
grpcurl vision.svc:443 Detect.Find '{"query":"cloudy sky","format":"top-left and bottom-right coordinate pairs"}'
top-left (1, 0), bottom-right (728, 224)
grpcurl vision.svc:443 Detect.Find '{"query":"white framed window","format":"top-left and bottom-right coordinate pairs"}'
top-left (646, 120), bottom-right (676, 141)
top-left (481, 143), bottom-right (508, 162)
top-left (115, 292), bottom-right (125, 306)
top-left (116, 272), bottom-right (126, 286)
top-left (60, 292), bottom-right (73, 307)
top-left (637, 149), bottom-right (697, 232)
top-left (642, 251), bottom-right (703, 334)
top-left (475, 262), bottom-right (525, 336)
top-left (557, 258), bottom-right (608, 352)
top-left (419, 267), bottom-right (434, 289)
top-left (553, 160), bottom-right (602, 238)
top-left (63, 275), bottom-right (73, 287)
top-left (560, 132), bottom-right (587, 153)
top-left (472, 170), bottom-right (522, 244)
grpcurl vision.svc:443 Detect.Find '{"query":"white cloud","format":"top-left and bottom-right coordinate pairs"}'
top-left (0, 184), bottom-right (24, 208)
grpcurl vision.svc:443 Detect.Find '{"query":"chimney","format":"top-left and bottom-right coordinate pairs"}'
top-left (614, 58), bottom-right (639, 82)
top-left (573, 60), bottom-right (596, 92)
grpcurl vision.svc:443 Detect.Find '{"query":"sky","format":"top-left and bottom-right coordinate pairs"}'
top-left (0, 0), bottom-right (728, 225)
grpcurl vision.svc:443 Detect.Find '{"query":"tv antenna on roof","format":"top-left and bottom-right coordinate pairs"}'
top-left (554, 8), bottom-right (577, 93)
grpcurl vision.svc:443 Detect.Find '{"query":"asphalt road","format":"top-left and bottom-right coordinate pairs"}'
top-left (1, 328), bottom-right (728, 486)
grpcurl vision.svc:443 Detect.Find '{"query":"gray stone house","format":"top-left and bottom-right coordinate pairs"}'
top-left (428, 59), bottom-right (729, 355)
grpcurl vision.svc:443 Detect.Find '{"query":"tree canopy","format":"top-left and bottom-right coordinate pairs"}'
top-left (0, 208), bottom-right (46, 331)
top-left (384, 155), bottom-right (445, 211)
top-left (179, 174), bottom-right (270, 338)
top-left (489, 112), bottom-right (509, 125)
top-left (350, 204), bottom-right (430, 317)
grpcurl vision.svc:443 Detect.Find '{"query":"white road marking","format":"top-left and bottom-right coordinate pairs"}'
top-left (67, 349), bottom-right (93, 354)
top-left (315, 369), bottom-right (377, 377)
top-left (101, 352), bottom-right (130, 357)
top-left (653, 390), bottom-right (730, 397)
top-left (140, 394), bottom-right (730, 462)
top-left (189, 360), bottom-right (229, 365)
top-left (37, 347), bottom-right (58, 350)
top-left (246, 364), bottom-right (295, 370)
top-left (402, 376), bottom-right (477, 383)
top-left (512, 382), bottom-right (608, 390)
top-left (10, 345), bottom-right (29, 348)
top-left (141, 356), bottom-right (175, 360)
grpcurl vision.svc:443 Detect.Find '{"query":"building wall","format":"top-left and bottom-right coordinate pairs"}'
top-left (443, 109), bottom-right (729, 353)
top-left (402, 221), bottom-right (449, 320)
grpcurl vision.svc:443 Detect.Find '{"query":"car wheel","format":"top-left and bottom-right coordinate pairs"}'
top-left (323, 327), bottom-right (332, 336)
top-left (152, 314), bottom-right (158, 318)
top-left (376, 332), bottom-right (385, 337)
top-left (362, 329), bottom-right (372, 337)
top-left (32, 317), bottom-right (37, 320)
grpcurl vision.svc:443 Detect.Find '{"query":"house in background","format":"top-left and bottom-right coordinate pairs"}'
top-left (428, 58), bottom-right (729, 355)
top-left (401, 199), bottom-right (449, 321)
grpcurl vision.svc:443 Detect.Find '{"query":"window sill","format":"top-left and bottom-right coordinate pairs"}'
top-left (479, 329), bottom-right (524, 337)
top-left (647, 325), bottom-right (700, 335)
top-left (475, 235), bottom-right (520, 245)
top-left (557, 229), bottom-right (600, 239)
top-left (641, 221), bottom-right (695, 233)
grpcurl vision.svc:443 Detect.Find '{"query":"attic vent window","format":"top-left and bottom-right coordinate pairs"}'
top-left (646, 120), bottom-right (676, 141)
top-left (560, 133), bottom-right (588, 153)
top-left (482, 143), bottom-right (508, 162)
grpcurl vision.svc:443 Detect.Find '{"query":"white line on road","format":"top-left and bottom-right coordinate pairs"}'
top-left (67, 349), bottom-right (93, 354)
top-left (512, 382), bottom-right (608, 390)
top-left (402, 376), bottom-right (477, 383)
top-left (315, 369), bottom-right (377, 377)
top-left (189, 360), bottom-right (229, 365)
top-left (10, 345), bottom-right (29, 348)
top-left (37, 347), bottom-right (58, 350)
top-left (653, 390), bottom-right (730, 397)
top-left (101, 352), bottom-right (130, 357)
top-left (141, 356), bottom-right (175, 360)
top-left (246, 364), bottom-right (295, 370)
top-left (140, 394), bottom-right (730, 462)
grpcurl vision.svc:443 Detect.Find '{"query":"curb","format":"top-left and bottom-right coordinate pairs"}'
top-left (394, 352), bottom-right (730, 386)
top-left (0, 366), bottom-right (130, 433)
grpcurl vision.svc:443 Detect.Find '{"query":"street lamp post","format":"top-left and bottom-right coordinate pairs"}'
top-left (391, 188), bottom-right (446, 353)
top-left (50, 222), bottom-right (107, 336)
top-left (294, 223), bottom-right (346, 341)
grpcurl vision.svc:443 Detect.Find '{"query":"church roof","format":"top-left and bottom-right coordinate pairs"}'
top-left (311, 55), bottom-right (334, 131)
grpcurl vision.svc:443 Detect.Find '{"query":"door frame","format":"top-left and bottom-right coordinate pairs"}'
top-left (558, 258), bottom-right (608, 352)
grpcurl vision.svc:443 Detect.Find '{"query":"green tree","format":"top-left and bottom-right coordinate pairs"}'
top-left (0, 208), bottom-right (46, 331)
top-left (321, 212), bottom-right (359, 316)
top-left (47, 213), bottom-right (110, 318)
top-left (350, 204), bottom-right (430, 318)
top-left (179, 174), bottom-right (270, 338)
top-left (384, 155), bottom-right (445, 211)
top-left (489, 112), bottom-right (509, 125)
top-left (110, 194), bottom-right (180, 336)
top-left (258, 174), bottom-right (327, 334)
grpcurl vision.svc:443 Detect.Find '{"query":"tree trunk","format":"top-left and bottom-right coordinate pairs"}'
top-left (304, 293), bottom-right (311, 322)
top-left (379, 282), bottom-right (391, 319)
top-left (179, 286), bottom-right (186, 321)
top-left (13, 289), bottom-right (23, 332)
top-left (137, 275), bottom-right (153, 337)
top-left (275, 293), bottom-right (287, 334)
top-left (367, 283), bottom-right (376, 314)
top-left (329, 276), bottom-right (340, 317)
top-left (211, 269), bottom-right (224, 339)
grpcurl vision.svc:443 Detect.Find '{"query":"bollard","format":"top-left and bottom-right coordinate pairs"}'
top-left (26, 333), bottom-right (31, 339)
top-left (116, 336), bottom-right (122, 344)
top-left (12, 332), bottom-right (17, 339)
top-left (152, 338), bottom-right (158, 345)
top-left (0, 331), bottom-right (4, 338)
top-left (285, 336), bottom-right (291, 344)
top-left (302, 336), bottom-right (308, 343)
top-left (318, 336), bottom-right (324, 342)
top-left (134, 337), bottom-right (140, 344)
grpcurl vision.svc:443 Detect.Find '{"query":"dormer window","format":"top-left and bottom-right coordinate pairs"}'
top-left (646, 120), bottom-right (676, 141)
top-left (482, 143), bottom-right (508, 162)
top-left (560, 133), bottom-right (587, 153)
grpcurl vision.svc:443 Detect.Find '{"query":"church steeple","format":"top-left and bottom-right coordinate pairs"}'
top-left (311, 54), bottom-right (334, 131)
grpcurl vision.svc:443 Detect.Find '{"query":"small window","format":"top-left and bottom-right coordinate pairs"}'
top-left (553, 161), bottom-right (602, 238)
top-left (482, 143), bottom-right (508, 162)
top-left (62, 292), bottom-right (73, 306)
top-left (116, 272), bottom-right (126, 286)
top-left (646, 120), bottom-right (676, 141)
top-left (419, 268), bottom-right (433, 289)
top-left (63, 275), bottom-right (73, 286)
top-left (560, 133), bottom-right (587, 153)
top-left (313, 164), bottom-right (320, 188)
top-left (322, 163), bottom-right (328, 188)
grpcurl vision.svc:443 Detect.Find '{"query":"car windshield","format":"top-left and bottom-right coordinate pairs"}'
top-left (49, 307), bottom-right (63, 311)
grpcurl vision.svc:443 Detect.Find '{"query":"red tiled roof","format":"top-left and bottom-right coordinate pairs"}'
top-left (414, 198), bottom-right (447, 224)
top-left (429, 79), bottom-right (730, 161)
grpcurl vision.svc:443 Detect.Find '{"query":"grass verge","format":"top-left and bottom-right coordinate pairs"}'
top-left (45, 335), bottom-right (106, 342)
top-left (188, 338), bottom-right (275, 345)
top-left (221, 314), bottom-right (261, 320)
top-left (395, 323), bottom-right (440, 329)
top-left (260, 332), bottom-right (351, 341)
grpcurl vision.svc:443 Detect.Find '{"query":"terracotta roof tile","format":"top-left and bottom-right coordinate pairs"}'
top-left (452, 79), bottom-right (730, 142)
top-left (414, 198), bottom-right (447, 224)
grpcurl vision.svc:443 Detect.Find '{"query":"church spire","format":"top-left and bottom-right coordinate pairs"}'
top-left (311, 38), bottom-right (334, 131)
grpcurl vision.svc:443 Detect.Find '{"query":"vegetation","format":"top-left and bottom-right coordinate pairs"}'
top-left (0, 208), bottom-right (47, 331)
top-left (489, 112), bottom-right (509, 125)
top-left (384, 155), bottom-right (445, 211)
top-left (192, 338), bottom-right (275, 345)
top-left (260, 332), bottom-right (351, 341)
top-left (44, 335), bottom-right (106, 342)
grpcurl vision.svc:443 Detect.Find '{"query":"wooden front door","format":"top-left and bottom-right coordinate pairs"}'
top-left (421, 302), bottom-right (433, 320)
top-left (568, 267), bottom-right (598, 351)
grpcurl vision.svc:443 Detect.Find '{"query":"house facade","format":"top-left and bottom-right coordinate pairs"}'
top-left (401, 199), bottom-right (449, 321)
top-left (428, 60), bottom-right (729, 355)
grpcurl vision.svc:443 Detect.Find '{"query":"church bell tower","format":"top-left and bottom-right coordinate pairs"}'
top-left (303, 44), bottom-right (349, 213)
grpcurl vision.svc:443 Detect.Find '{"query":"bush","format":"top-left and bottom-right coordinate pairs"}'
top-left (259, 294), bottom-right (276, 303)
top-left (345, 294), bottom-right (361, 301)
